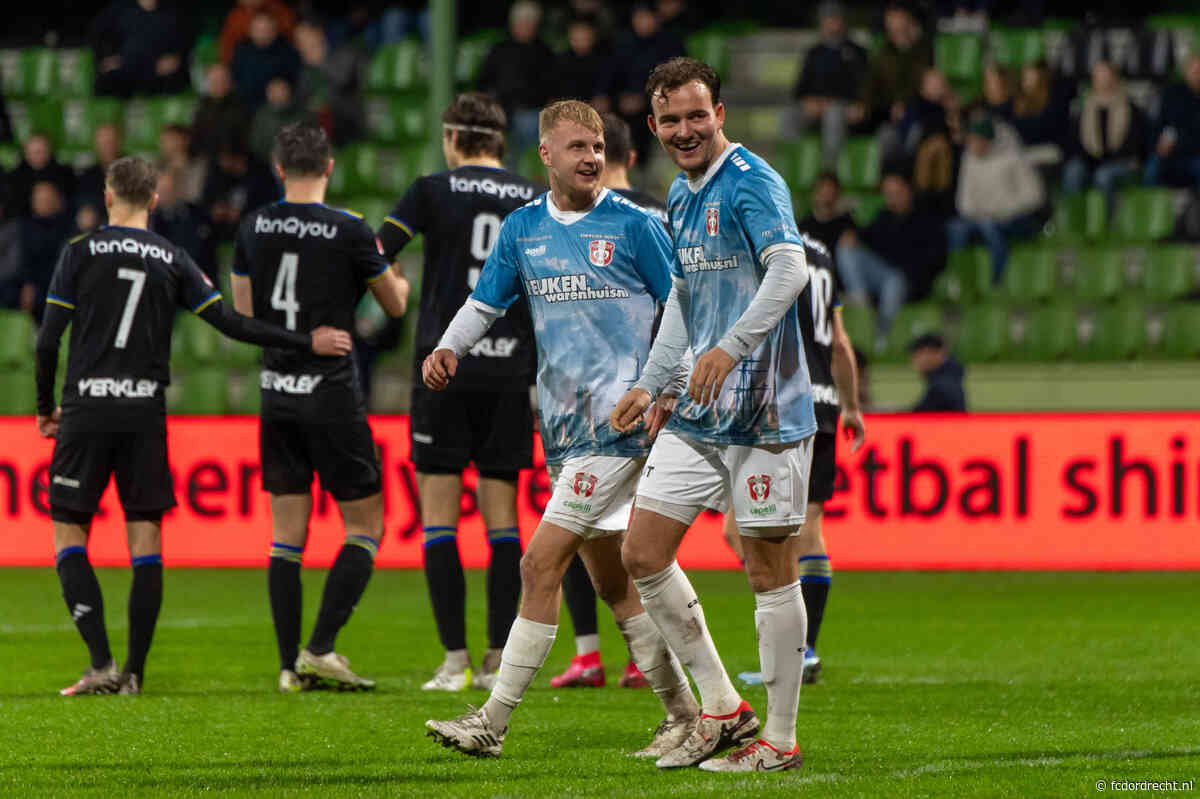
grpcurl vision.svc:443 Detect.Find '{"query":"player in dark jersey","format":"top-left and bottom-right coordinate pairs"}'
top-left (35, 156), bottom-right (352, 696)
top-left (547, 111), bottom-right (669, 691)
top-left (231, 123), bottom-right (409, 693)
top-left (722, 234), bottom-right (865, 684)
top-left (375, 93), bottom-right (538, 692)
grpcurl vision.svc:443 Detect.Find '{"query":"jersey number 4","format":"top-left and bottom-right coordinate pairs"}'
top-left (114, 267), bottom-right (146, 349)
top-left (271, 252), bottom-right (301, 330)
top-left (467, 213), bottom-right (501, 289)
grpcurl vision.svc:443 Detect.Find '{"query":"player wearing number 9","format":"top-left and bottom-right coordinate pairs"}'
top-left (35, 155), bottom-right (353, 697)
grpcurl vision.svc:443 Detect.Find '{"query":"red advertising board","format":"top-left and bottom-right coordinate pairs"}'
top-left (1, 413), bottom-right (1198, 570)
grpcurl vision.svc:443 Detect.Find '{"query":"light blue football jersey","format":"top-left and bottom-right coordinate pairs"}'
top-left (472, 188), bottom-right (674, 464)
top-left (665, 144), bottom-right (817, 445)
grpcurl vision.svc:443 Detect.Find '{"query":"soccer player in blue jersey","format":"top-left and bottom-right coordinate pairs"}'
top-left (611, 57), bottom-right (816, 772)
top-left (422, 100), bottom-right (700, 758)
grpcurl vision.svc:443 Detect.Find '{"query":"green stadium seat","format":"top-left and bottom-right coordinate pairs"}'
top-left (1012, 303), bottom-right (1074, 361)
top-left (838, 302), bottom-right (875, 350)
top-left (190, 35), bottom-right (219, 91)
top-left (1075, 302), bottom-right (1145, 361)
top-left (1, 48), bottom-right (56, 96)
top-left (881, 302), bottom-right (942, 361)
top-left (366, 39), bottom-right (423, 93)
top-left (935, 34), bottom-right (983, 84)
top-left (1003, 244), bottom-right (1057, 303)
top-left (365, 95), bottom-right (426, 144)
top-left (686, 29), bottom-right (730, 77)
top-left (518, 145), bottom-right (545, 184)
top-left (0, 370), bottom-right (36, 415)
top-left (62, 97), bottom-right (123, 150)
top-left (172, 313), bottom-right (223, 365)
top-left (330, 142), bottom-right (377, 195)
top-left (123, 99), bottom-right (161, 152)
top-left (1071, 246), bottom-right (1125, 303)
top-left (777, 136), bottom-right (822, 191)
top-left (989, 28), bottom-right (1045, 67)
top-left (836, 137), bottom-right (879, 191)
top-left (0, 310), bottom-right (35, 366)
top-left (373, 147), bottom-right (413, 197)
top-left (1048, 190), bottom-right (1105, 241)
top-left (1143, 245), bottom-right (1199, 301)
top-left (456, 30), bottom-right (503, 85)
top-left (0, 144), bottom-right (18, 170)
top-left (170, 367), bottom-right (229, 414)
top-left (935, 246), bottom-right (991, 305)
top-left (848, 193), bottom-right (884, 227)
top-left (8, 98), bottom-right (64, 147)
top-left (1160, 304), bottom-right (1200, 358)
top-left (955, 302), bottom-right (1008, 362)
top-left (1112, 188), bottom-right (1175, 242)
top-left (403, 140), bottom-right (444, 179)
top-left (56, 49), bottom-right (94, 96)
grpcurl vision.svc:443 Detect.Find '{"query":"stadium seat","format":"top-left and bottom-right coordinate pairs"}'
top-left (838, 302), bottom-right (875, 351)
top-left (62, 97), bottom-right (123, 150)
top-left (1, 48), bottom-right (56, 97)
top-left (1011, 303), bottom-right (1074, 361)
top-left (1112, 188), bottom-right (1175, 242)
top-left (170, 368), bottom-right (229, 414)
top-left (1002, 244), bottom-right (1057, 303)
top-left (989, 27), bottom-right (1045, 66)
top-left (1048, 190), bottom-right (1106, 241)
top-left (1160, 304), bottom-right (1200, 358)
top-left (935, 34), bottom-right (983, 84)
top-left (1075, 301), bottom-right (1145, 361)
top-left (880, 302), bottom-right (942, 361)
top-left (686, 29), bottom-right (731, 77)
top-left (0, 310), bottom-right (35, 367)
top-left (1069, 246), bottom-right (1125, 303)
top-left (955, 301), bottom-right (1008, 362)
top-left (777, 136), bottom-right (822, 191)
top-left (173, 313), bottom-right (223, 366)
top-left (0, 370), bottom-right (36, 415)
top-left (367, 39), bottom-right (423, 93)
top-left (1143, 245), bottom-right (1199, 301)
top-left (836, 137), bottom-right (879, 191)
top-left (518, 145), bottom-right (545, 184)
top-left (456, 30), bottom-right (503, 85)
top-left (0, 144), bottom-right (18, 170)
top-left (190, 35), bottom-right (219, 91)
top-left (374, 147), bottom-right (413, 197)
top-left (123, 99), bottom-right (161, 152)
top-left (934, 246), bottom-right (992, 305)
top-left (366, 95), bottom-right (426, 144)
top-left (330, 142), bottom-right (377, 195)
top-left (7, 98), bottom-right (64, 147)
top-left (56, 49), bottom-right (94, 97)
top-left (848, 193), bottom-right (884, 227)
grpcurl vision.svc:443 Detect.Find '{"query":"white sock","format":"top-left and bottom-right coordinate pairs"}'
top-left (575, 633), bottom-right (600, 656)
top-left (617, 612), bottom-right (699, 722)
top-left (632, 561), bottom-right (740, 716)
top-left (755, 580), bottom-right (806, 750)
top-left (482, 617), bottom-right (557, 732)
top-left (445, 649), bottom-right (470, 671)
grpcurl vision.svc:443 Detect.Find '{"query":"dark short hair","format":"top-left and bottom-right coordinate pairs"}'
top-left (443, 92), bottom-right (507, 159)
top-left (272, 122), bottom-right (332, 177)
top-left (645, 56), bottom-right (721, 112)
top-left (106, 156), bottom-right (158, 207)
top-left (601, 112), bottom-right (634, 166)
top-left (815, 169), bottom-right (840, 189)
top-left (908, 331), bottom-right (946, 353)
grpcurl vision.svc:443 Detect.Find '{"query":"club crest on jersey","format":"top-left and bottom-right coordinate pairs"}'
top-left (572, 472), bottom-right (598, 497)
top-left (588, 239), bottom-right (614, 267)
top-left (747, 474), bottom-right (771, 502)
top-left (705, 207), bottom-right (720, 236)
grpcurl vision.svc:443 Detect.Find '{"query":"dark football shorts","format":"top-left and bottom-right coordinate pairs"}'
top-left (260, 414), bottom-right (382, 501)
top-left (409, 386), bottom-right (534, 477)
top-left (808, 431), bottom-right (838, 504)
top-left (49, 427), bottom-right (176, 516)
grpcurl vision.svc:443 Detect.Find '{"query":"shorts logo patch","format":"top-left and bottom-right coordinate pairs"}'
top-left (747, 474), bottom-right (771, 502)
top-left (52, 474), bottom-right (81, 488)
top-left (572, 472), bottom-right (598, 498)
top-left (588, 240), bottom-right (614, 267)
top-left (705, 207), bottom-right (720, 236)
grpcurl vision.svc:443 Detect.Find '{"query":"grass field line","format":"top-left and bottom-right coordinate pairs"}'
top-left (0, 615), bottom-right (261, 635)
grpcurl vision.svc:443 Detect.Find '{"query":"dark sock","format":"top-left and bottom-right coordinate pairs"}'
top-left (56, 547), bottom-right (112, 669)
top-left (307, 537), bottom-right (376, 655)
top-left (562, 554), bottom-right (598, 638)
top-left (799, 554), bottom-right (833, 650)
top-left (485, 527), bottom-right (522, 650)
top-left (126, 556), bottom-right (163, 680)
top-left (422, 527), bottom-right (466, 651)
top-left (268, 543), bottom-right (303, 670)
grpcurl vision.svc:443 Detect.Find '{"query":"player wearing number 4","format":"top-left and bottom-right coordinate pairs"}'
top-left (36, 156), bottom-right (354, 696)
top-left (231, 124), bottom-right (409, 692)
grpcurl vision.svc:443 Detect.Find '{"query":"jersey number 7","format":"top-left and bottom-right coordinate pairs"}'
top-left (115, 267), bottom-right (146, 349)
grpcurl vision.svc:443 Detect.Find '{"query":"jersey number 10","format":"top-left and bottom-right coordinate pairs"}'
top-left (807, 266), bottom-right (833, 347)
top-left (466, 213), bottom-right (501, 290)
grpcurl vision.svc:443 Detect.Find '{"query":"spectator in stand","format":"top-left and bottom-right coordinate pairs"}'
top-left (250, 77), bottom-right (317, 164)
top-left (787, 1), bottom-right (870, 169)
top-left (898, 67), bottom-right (961, 156)
top-left (980, 64), bottom-right (1014, 122)
top-left (90, 0), bottom-right (193, 98)
top-left (294, 20), bottom-right (367, 145)
top-left (656, 0), bottom-right (698, 39)
top-left (1012, 60), bottom-right (1072, 154)
top-left (220, 0), bottom-right (296, 64)
top-left (796, 171), bottom-right (859, 266)
top-left (858, 170), bottom-right (947, 302)
top-left (159, 124), bottom-right (206, 204)
top-left (1144, 53), bottom-right (1200, 191)
top-left (1062, 60), bottom-right (1146, 218)
top-left (555, 15), bottom-right (617, 113)
top-left (6, 133), bottom-right (76, 220)
top-left (476, 1), bottom-right (556, 166)
top-left (151, 168), bottom-right (218, 283)
top-left (201, 133), bottom-right (279, 241)
top-left (19, 182), bottom-right (75, 321)
top-left (192, 63), bottom-right (253, 162)
top-left (862, 3), bottom-right (934, 162)
top-left (614, 3), bottom-right (686, 167)
top-left (75, 123), bottom-right (125, 226)
top-left (947, 116), bottom-right (1046, 282)
top-left (232, 11), bottom-right (302, 110)
top-left (908, 332), bottom-right (966, 412)
top-left (544, 0), bottom-right (617, 47)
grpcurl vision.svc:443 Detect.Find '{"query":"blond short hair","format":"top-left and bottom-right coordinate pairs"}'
top-left (538, 100), bottom-right (603, 143)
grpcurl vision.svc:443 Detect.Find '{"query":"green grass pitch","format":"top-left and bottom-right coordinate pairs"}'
top-left (1, 567), bottom-right (1197, 797)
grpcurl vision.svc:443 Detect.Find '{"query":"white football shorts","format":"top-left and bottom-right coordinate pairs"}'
top-left (543, 455), bottom-right (645, 539)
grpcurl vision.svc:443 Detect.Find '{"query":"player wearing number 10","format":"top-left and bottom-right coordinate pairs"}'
top-left (231, 123), bottom-right (409, 692)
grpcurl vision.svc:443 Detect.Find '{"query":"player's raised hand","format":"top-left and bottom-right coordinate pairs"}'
top-left (36, 407), bottom-right (61, 439)
top-left (423, 349), bottom-right (458, 391)
top-left (310, 326), bottom-right (353, 356)
top-left (842, 408), bottom-right (866, 453)
top-left (645, 393), bottom-right (677, 441)
top-left (610, 388), bottom-right (652, 433)
top-left (689, 346), bottom-right (737, 405)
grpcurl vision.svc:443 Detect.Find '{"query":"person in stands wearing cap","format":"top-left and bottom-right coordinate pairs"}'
top-left (909, 332), bottom-right (966, 412)
top-left (945, 114), bottom-right (1046, 282)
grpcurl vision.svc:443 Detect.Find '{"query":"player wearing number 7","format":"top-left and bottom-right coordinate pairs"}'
top-left (36, 156), bottom-right (354, 697)
top-left (230, 123), bottom-right (409, 692)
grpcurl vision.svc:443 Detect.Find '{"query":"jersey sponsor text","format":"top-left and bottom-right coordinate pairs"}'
top-left (254, 215), bottom-right (338, 240)
top-left (449, 175), bottom-right (535, 201)
top-left (677, 245), bottom-right (739, 273)
top-left (77, 378), bottom-right (159, 399)
top-left (88, 238), bottom-right (174, 262)
top-left (260, 370), bottom-right (325, 394)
